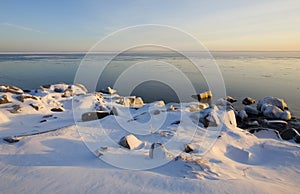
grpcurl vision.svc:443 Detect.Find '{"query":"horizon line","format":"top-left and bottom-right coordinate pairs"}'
top-left (1, 50), bottom-right (300, 54)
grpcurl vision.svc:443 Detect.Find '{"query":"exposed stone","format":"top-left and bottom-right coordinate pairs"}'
top-left (0, 84), bottom-right (23, 94)
top-left (238, 110), bottom-right (248, 120)
top-left (226, 96), bottom-right (237, 103)
top-left (149, 142), bottom-right (168, 159)
top-left (242, 97), bottom-right (256, 105)
top-left (244, 105), bottom-right (259, 115)
top-left (9, 105), bottom-right (21, 113)
top-left (81, 111), bottom-right (111, 122)
top-left (0, 95), bottom-right (10, 104)
top-left (280, 128), bottom-right (297, 140)
top-left (119, 134), bottom-right (142, 150)
top-left (262, 105), bottom-right (291, 121)
top-left (16, 94), bottom-right (39, 102)
top-left (51, 107), bottom-right (64, 112)
top-left (100, 87), bottom-right (117, 94)
top-left (192, 91), bottom-right (212, 101)
top-left (257, 96), bottom-right (288, 111)
top-left (29, 103), bottom-right (42, 111)
top-left (264, 120), bottom-right (288, 130)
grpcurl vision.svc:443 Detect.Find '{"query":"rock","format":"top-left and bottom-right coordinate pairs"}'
top-left (119, 134), bottom-right (142, 150)
top-left (216, 98), bottom-right (234, 111)
top-left (0, 84), bottom-right (23, 94)
top-left (16, 94), bottom-right (39, 102)
top-left (171, 120), bottom-right (181, 125)
top-left (244, 105), bottom-right (259, 115)
top-left (192, 91), bottom-right (212, 101)
top-left (81, 111), bottom-right (111, 121)
top-left (238, 110), bottom-right (248, 120)
top-left (242, 97), bottom-right (256, 105)
top-left (9, 105), bottom-right (21, 113)
top-left (245, 120), bottom-right (260, 127)
top-left (226, 96), bottom-right (237, 103)
top-left (54, 87), bottom-right (64, 93)
top-left (149, 143), bottom-right (168, 159)
top-left (0, 95), bottom-right (10, 104)
top-left (51, 107), bottom-right (65, 112)
top-left (117, 96), bottom-right (144, 108)
top-left (72, 83), bottom-right (88, 93)
top-left (29, 103), bottom-right (42, 111)
top-left (264, 120), bottom-right (288, 130)
top-left (262, 105), bottom-right (291, 121)
top-left (42, 84), bottom-right (51, 89)
top-left (280, 128), bottom-right (298, 140)
top-left (3, 136), bottom-right (21, 143)
top-left (252, 128), bottom-right (281, 140)
top-left (100, 86), bottom-right (117, 94)
top-left (257, 97), bottom-right (288, 111)
top-left (184, 143), bottom-right (200, 153)
top-left (62, 89), bottom-right (75, 97)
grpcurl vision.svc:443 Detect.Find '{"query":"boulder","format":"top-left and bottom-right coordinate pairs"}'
top-left (262, 105), bottom-right (291, 120)
top-left (81, 111), bottom-right (111, 122)
top-left (226, 96), bottom-right (237, 103)
top-left (0, 95), bottom-right (10, 104)
top-left (244, 105), bottom-right (259, 115)
top-left (16, 94), bottom-right (39, 102)
top-left (119, 134), bottom-right (142, 150)
top-left (257, 96), bottom-right (288, 111)
top-left (51, 107), bottom-right (65, 112)
top-left (100, 86), bottom-right (117, 94)
top-left (149, 143), bottom-right (168, 159)
top-left (242, 97), bottom-right (256, 105)
top-left (0, 84), bottom-right (23, 94)
top-left (280, 128), bottom-right (298, 140)
top-left (264, 120), bottom-right (288, 130)
top-left (238, 110), bottom-right (248, 120)
top-left (192, 91), bottom-right (212, 101)
top-left (9, 105), bottom-right (21, 113)
top-left (117, 96), bottom-right (144, 108)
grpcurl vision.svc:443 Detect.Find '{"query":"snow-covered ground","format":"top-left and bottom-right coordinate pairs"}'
top-left (0, 83), bottom-right (300, 193)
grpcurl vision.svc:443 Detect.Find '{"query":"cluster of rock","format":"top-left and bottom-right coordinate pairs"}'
top-left (226, 96), bottom-right (300, 143)
top-left (0, 83), bottom-right (88, 118)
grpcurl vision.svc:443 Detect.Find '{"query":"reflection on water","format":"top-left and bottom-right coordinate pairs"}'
top-left (0, 51), bottom-right (299, 116)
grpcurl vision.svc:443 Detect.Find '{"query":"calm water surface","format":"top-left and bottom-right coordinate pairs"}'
top-left (0, 51), bottom-right (299, 116)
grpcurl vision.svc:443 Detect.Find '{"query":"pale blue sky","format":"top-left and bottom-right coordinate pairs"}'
top-left (1, 0), bottom-right (300, 51)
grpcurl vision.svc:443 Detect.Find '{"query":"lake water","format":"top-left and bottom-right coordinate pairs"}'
top-left (0, 51), bottom-right (300, 116)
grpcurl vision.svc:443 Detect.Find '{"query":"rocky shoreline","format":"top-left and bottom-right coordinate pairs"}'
top-left (1, 83), bottom-right (300, 145)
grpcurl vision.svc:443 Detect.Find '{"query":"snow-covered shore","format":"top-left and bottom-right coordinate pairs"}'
top-left (0, 83), bottom-right (300, 193)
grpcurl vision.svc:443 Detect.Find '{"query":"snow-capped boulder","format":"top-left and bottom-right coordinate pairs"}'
top-left (117, 96), bottom-right (144, 108)
top-left (0, 95), bottom-right (10, 104)
top-left (264, 120), bottom-right (288, 130)
top-left (242, 97), bottom-right (256, 105)
top-left (257, 96), bottom-right (288, 111)
top-left (149, 143), bottom-right (168, 159)
top-left (119, 134), bottom-right (142, 150)
top-left (262, 105), bottom-right (291, 121)
top-left (0, 84), bottom-right (23, 94)
top-left (100, 86), bottom-right (117, 94)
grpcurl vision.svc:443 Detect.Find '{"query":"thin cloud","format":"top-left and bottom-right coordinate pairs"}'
top-left (1, 22), bottom-right (43, 33)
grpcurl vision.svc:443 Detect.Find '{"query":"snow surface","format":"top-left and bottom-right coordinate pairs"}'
top-left (0, 84), bottom-right (300, 193)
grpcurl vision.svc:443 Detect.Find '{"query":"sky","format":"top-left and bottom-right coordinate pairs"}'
top-left (0, 0), bottom-right (300, 52)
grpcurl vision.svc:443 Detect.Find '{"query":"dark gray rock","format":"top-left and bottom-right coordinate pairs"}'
top-left (264, 120), bottom-right (288, 130)
top-left (244, 105), bottom-right (259, 115)
top-left (257, 96), bottom-right (288, 111)
top-left (81, 111), bottom-right (111, 122)
top-left (280, 129), bottom-right (297, 140)
top-left (51, 107), bottom-right (64, 112)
